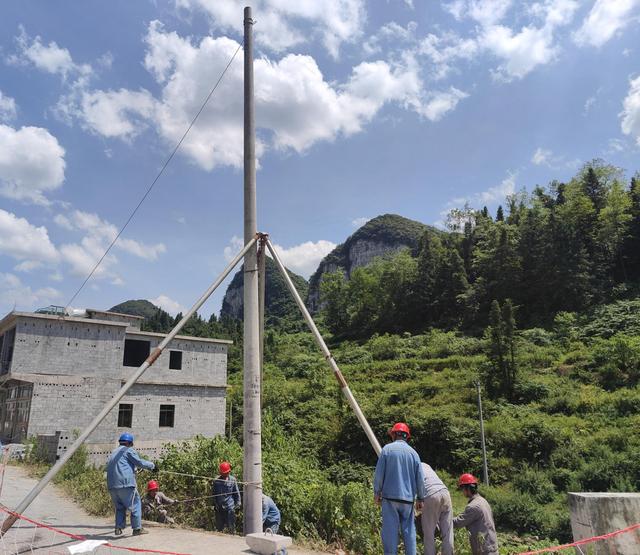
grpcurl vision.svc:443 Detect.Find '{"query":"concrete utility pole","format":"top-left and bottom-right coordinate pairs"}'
top-left (242, 5), bottom-right (263, 535)
top-left (476, 382), bottom-right (489, 486)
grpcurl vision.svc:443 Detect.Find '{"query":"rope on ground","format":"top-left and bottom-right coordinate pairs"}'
top-left (0, 505), bottom-right (192, 555)
top-left (517, 522), bottom-right (640, 554)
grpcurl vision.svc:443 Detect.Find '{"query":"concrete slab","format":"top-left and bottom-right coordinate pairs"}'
top-left (569, 492), bottom-right (640, 555)
top-left (0, 465), bottom-right (325, 555)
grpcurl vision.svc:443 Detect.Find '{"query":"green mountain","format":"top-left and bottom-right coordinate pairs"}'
top-left (220, 256), bottom-right (309, 328)
top-left (307, 213), bottom-right (437, 311)
top-left (109, 299), bottom-right (160, 320)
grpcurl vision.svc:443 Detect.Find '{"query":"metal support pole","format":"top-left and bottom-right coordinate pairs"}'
top-left (258, 239), bottom-right (266, 401)
top-left (1, 236), bottom-right (258, 535)
top-left (265, 238), bottom-right (382, 456)
top-left (476, 382), bottom-right (489, 486)
top-left (242, 5), bottom-right (262, 535)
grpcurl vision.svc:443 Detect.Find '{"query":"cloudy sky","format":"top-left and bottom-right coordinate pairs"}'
top-left (0, 0), bottom-right (639, 318)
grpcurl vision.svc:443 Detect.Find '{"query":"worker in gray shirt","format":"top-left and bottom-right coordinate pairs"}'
top-left (453, 473), bottom-right (498, 555)
top-left (420, 462), bottom-right (453, 555)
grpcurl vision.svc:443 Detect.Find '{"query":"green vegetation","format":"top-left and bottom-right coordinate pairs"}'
top-left (44, 160), bottom-right (640, 553)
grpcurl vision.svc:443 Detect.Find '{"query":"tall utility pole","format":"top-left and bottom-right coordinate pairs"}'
top-left (242, 5), bottom-right (262, 535)
top-left (476, 382), bottom-right (489, 486)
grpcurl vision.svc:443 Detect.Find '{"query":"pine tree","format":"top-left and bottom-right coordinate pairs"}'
top-left (583, 166), bottom-right (606, 212)
top-left (496, 205), bottom-right (504, 221)
top-left (623, 176), bottom-right (640, 280)
top-left (502, 299), bottom-right (517, 398)
top-left (415, 231), bottom-right (445, 326)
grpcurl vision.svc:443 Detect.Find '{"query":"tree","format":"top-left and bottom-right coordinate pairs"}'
top-left (623, 175), bottom-right (640, 280)
top-left (598, 179), bottom-right (632, 281)
top-left (415, 231), bottom-right (445, 326)
top-left (484, 299), bottom-right (517, 399)
top-left (320, 271), bottom-right (350, 336)
top-left (583, 166), bottom-right (605, 212)
top-left (496, 205), bottom-right (504, 221)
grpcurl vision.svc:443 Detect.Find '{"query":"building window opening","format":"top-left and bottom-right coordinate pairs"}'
top-left (122, 339), bottom-right (150, 367)
top-left (118, 403), bottom-right (133, 427)
top-left (0, 327), bottom-right (16, 375)
top-left (159, 404), bottom-right (175, 427)
top-left (169, 350), bottom-right (182, 370)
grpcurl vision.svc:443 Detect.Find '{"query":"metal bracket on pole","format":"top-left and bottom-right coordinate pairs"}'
top-left (264, 238), bottom-right (382, 456)
top-left (1, 236), bottom-right (258, 536)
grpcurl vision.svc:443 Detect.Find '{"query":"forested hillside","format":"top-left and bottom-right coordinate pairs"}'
top-left (320, 160), bottom-right (640, 336)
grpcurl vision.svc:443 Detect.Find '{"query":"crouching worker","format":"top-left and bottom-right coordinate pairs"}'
top-left (453, 473), bottom-right (498, 555)
top-left (262, 494), bottom-right (281, 533)
top-left (106, 433), bottom-right (155, 537)
top-left (213, 461), bottom-right (241, 533)
top-left (143, 480), bottom-right (176, 524)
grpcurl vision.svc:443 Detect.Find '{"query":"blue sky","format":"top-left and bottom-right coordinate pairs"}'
top-left (0, 0), bottom-right (639, 318)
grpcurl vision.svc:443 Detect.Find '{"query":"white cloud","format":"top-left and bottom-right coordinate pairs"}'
top-left (56, 209), bottom-right (166, 280)
top-left (176, 0), bottom-right (365, 58)
top-left (0, 272), bottom-right (61, 312)
top-left (9, 27), bottom-right (92, 79)
top-left (0, 209), bottom-right (59, 264)
top-left (224, 235), bottom-right (245, 262)
top-left (621, 75), bottom-right (640, 146)
top-left (80, 89), bottom-right (157, 140)
top-left (14, 260), bottom-right (44, 272)
top-left (149, 294), bottom-right (185, 316)
top-left (573, 0), bottom-right (640, 48)
top-left (532, 147), bottom-right (552, 166)
top-left (0, 124), bottom-right (66, 204)
top-left (434, 0), bottom-right (579, 82)
top-left (606, 138), bottom-right (627, 154)
top-left (70, 22), bottom-right (447, 171)
top-left (352, 216), bottom-right (371, 227)
top-left (0, 91), bottom-right (17, 122)
top-left (417, 88), bottom-right (468, 121)
top-left (271, 240), bottom-right (337, 278)
top-left (363, 21), bottom-right (417, 56)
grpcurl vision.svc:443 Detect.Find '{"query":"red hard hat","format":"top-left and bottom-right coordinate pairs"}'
top-left (219, 461), bottom-right (232, 474)
top-left (389, 422), bottom-right (411, 438)
top-left (458, 473), bottom-right (478, 487)
top-left (147, 480), bottom-right (159, 491)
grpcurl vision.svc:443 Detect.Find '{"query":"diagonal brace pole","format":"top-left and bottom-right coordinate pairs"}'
top-left (264, 237), bottom-right (382, 456)
top-left (1, 235), bottom-right (259, 535)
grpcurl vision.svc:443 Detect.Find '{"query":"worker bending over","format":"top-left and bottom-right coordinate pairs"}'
top-left (453, 473), bottom-right (498, 554)
top-left (262, 494), bottom-right (281, 533)
top-left (142, 480), bottom-right (176, 524)
top-left (374, 422), bottom-right (425, 555)
top-left (106, 433), bottom-right (155, 537)
top-left (213, 461), bottom-right (241, 533)
top-left (420, 462), bottom-right (453, 555)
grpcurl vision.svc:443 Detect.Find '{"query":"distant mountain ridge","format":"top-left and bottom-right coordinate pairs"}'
top-left (220, 257), bottom-right (309, 327)
top-left (306, 214), bottom-right (436, 312)
top-left (110, 299), bottom-right (160, 319)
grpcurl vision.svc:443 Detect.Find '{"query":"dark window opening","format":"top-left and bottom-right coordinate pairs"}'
top-left (118, 404), bottom-right (133, 427)
top-left (159, 404), bottom-right (175, 427)
top-left (1, 327), bottom-right (16, 375)
top-left (123, 339), bottom-right (150, 367)
top-left (169, 350), bottom-right (182, 370)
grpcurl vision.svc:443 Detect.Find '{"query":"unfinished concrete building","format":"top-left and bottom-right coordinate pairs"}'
top-left (0, 308), bottom-right (230, 463)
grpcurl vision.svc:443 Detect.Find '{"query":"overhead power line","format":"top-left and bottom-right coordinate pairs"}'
top-left (63, 42), bottom-right (244, 313)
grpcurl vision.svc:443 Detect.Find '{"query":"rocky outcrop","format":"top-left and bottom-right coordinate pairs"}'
top-left (306, 214), bottom-right (433, 312)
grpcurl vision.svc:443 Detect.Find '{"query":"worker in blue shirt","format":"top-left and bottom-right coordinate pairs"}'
top-left (262, 494), bottom-right (281, 533)
top-left (213, 461), bottom-right (241, 533)
top-left (106, 432), bottom-right (155, 537)
top-left (374, 422), bottom-right (426, 555)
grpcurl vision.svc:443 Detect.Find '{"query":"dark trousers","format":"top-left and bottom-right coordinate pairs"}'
top-left (215, 507), bottom-right (236, 533)
top-left (264, 520), bottom-right (279, 533)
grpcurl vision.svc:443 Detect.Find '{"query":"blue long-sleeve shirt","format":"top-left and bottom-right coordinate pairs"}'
top-left (373, 439), bottom-right (426, 503)
top-left (106, 445), bottom-right (154, 490)
top-left (262, 495), bottom-right (281, 526)
top-left (212, 475), bottom-right (241, 510)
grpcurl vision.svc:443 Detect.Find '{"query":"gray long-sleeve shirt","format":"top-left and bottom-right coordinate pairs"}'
top-left (453, 493), bottom-right (498, 554)
top-left (421, 463), bottom-right (448, 498)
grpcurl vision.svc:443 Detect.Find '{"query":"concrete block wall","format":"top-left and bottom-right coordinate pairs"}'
top-left (11, 316), bottom-right (126, 378)
top-left (124, 332), bottom-right (227, 386)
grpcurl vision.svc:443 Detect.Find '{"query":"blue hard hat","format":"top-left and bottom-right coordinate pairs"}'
top-left (118, 432), bottom-right (134, 444)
